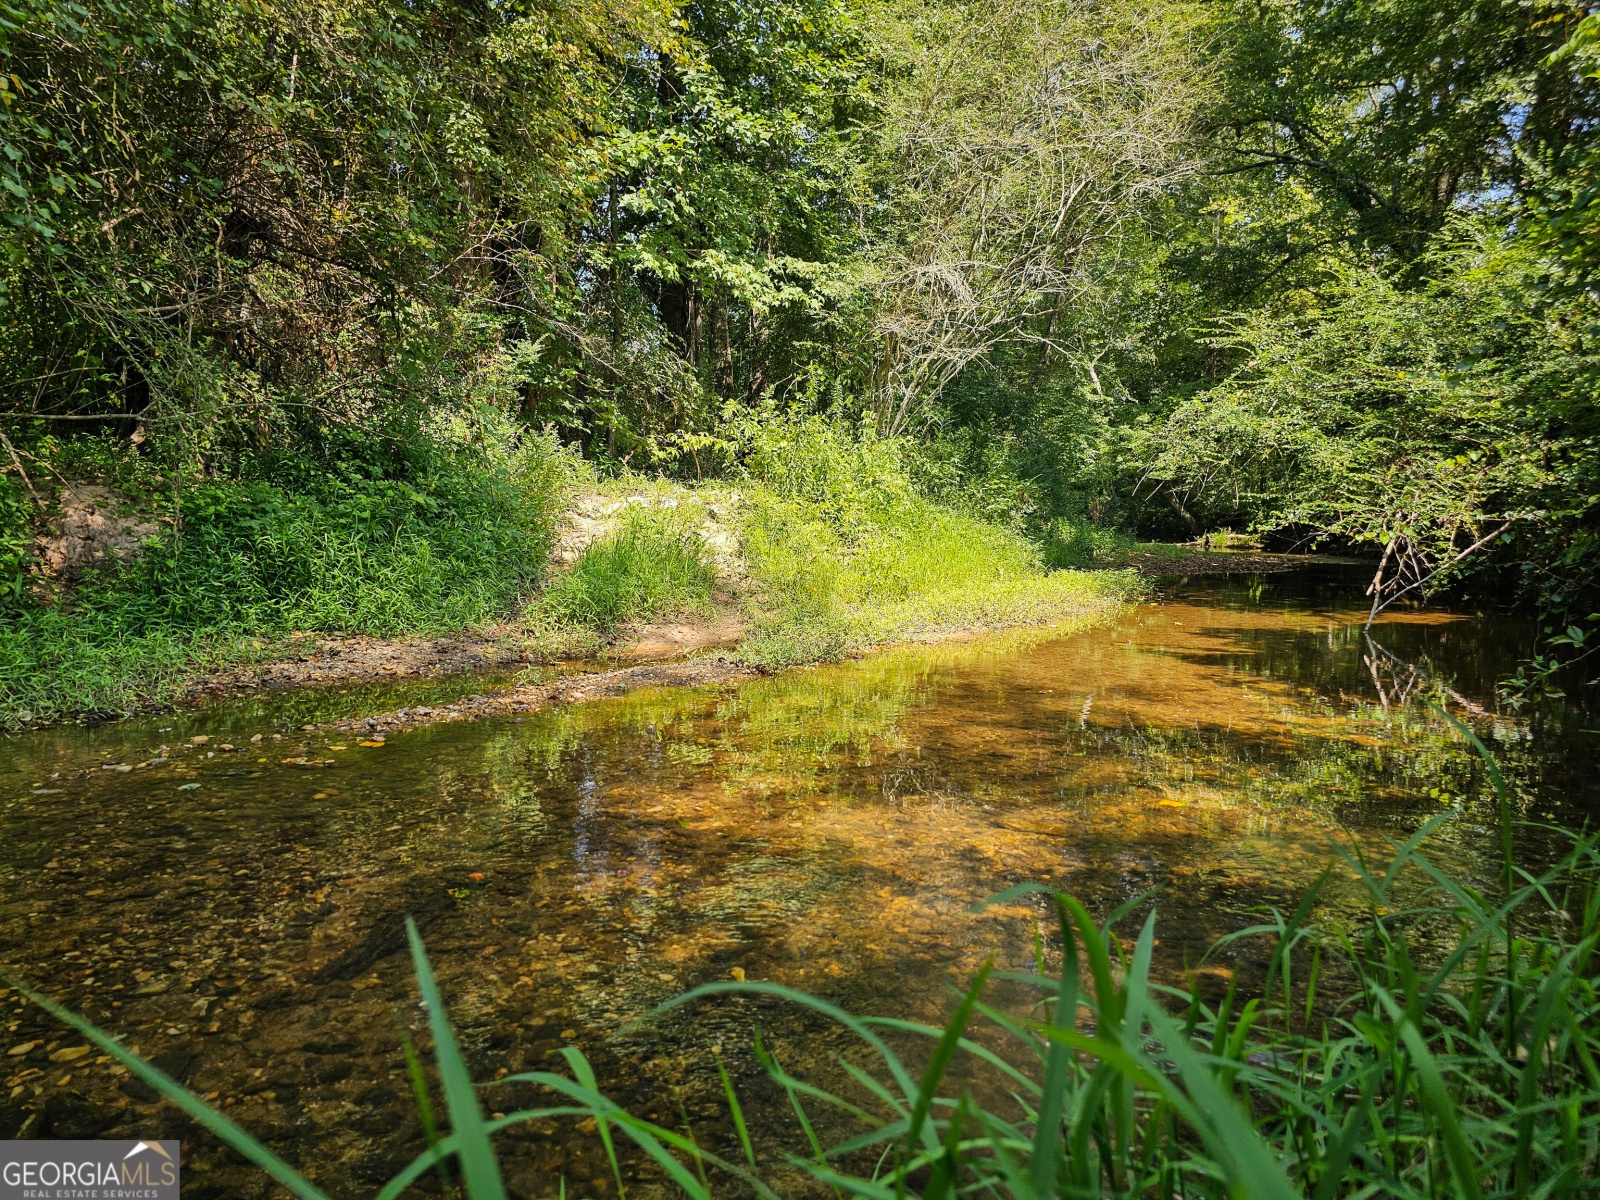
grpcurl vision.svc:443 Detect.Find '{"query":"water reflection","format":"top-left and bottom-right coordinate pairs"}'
top-left (0, 568), bottom-right (1593, 1197)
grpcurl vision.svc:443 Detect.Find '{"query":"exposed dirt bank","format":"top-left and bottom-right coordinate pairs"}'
top-left (177, 486), bottom-right (752, 699)
top-left (177, 548), bottom-right (1352, 701)
top-left (1117, 549), bottom-right (1367, 575)
top-left (181, 608), bottom-right (749, 701)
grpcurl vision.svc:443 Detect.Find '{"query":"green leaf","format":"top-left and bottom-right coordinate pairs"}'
top-left (405, 917), bottom-right (508, 1200)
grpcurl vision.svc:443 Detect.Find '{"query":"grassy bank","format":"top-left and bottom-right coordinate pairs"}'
top-left (731, 414), bottom-right (1141, 665)
top-left (0, 415), bottom-right (1138, 728)
top-left (0, 424), bottom-right (568, 726)
top-left (8, 731), bottom-right (1596, 1197)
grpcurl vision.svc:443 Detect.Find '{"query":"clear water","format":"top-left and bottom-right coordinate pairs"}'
top-left (0, 567), bottom-right (1593, 1198)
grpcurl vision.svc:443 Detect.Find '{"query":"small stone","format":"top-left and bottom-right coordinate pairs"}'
top-left (250, 734), bottom-right (263, 743)
top-left (190, 735), bottom-right (209, 745)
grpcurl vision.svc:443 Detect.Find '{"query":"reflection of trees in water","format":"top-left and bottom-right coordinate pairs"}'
top-left (1051, 692), bottom-right (1483, 821)
top-left (494, 644), bottom-right (959, 804)
top-left (1362, 631), bottom-right (1489, 716)
top-left (1355, 631), bottom-right (1557, 820)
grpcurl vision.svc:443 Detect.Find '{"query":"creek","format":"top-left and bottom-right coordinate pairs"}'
top-left (1, 566), bottom-right (1595, 1198)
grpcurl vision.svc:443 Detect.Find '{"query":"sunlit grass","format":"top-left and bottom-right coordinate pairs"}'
top-left (737, 491), bottom-right (1142, 666)
top-left (540, 506), bottom-right (717, 631)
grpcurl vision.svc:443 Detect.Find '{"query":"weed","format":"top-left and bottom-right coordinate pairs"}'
top-left (733, 419), bottom-right (1143, 665)
top-left (0, 431), bottom-right (569, 726)
top-left (1041, 518), bottom-right (1137, 568)
top-left (541, 506), bottom-right (717, 630)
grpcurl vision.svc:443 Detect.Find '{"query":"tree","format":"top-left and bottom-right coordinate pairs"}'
top-left (0, 0), bottom-right (649, 458)
top-left (860, 0), bottom-right (1208, 436)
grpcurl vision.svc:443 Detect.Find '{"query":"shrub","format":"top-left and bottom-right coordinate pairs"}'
top-left (730, 413), bottom-right (1140, 664)
top-left (1041, 517), bottom-right (1136, 568)
top-left (0, 428), bottom-right (568, 725)
top-left (730, 404), bottom-right (916, 521)
top-left (541, 506), bottom-right (716, 630)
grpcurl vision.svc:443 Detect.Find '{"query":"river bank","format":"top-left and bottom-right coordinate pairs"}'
top-left (183, 541), bottom-right (1355, 698)
top-left (3, 469), bottom-right (1154, 728)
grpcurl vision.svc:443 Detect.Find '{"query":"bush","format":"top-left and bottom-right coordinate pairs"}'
top-left (733, 411), bottom-right (1141, 664)
top-left (730, 404), bottom-right (916, 519)
top-left (541, 506), bottom-right (716, 630)
top-left (0, 473), bottom-right (30, 606)
top-left (1041, 517), bottom-right (1136, 567)
top-left (0, 428), bottom-right (568, 725)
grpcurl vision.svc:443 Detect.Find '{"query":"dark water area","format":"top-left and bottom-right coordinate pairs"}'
top-left (0, 567), bottom-right (1595, 1197)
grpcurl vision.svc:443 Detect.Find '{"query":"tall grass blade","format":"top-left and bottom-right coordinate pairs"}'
top-left (405, 916), bottom-right (509, 1200)
top-left (2, 972), bottom-right (331, 1200)
top-left (901, 959), bottom-right (994, 1169)
top-left (717, 1052), bottom-right (758, 1169)
top-left (400, 1027), bottom-right (454, 1195)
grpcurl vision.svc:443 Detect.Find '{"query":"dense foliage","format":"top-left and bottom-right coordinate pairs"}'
top-left (0, 423), bottom-right (565, 721)
top-left (2, 0), bottom-right (1597, 676)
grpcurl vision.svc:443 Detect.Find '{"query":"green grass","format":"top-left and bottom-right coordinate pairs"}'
top-left (1040, 517), bottom-right (1140, 568)
top-left (1, 412), bottom-right (1142, 725)
top-left (740, 493), bottom-right (1140, 665)
top-left (7, 728), bottom-right (1597, 1198)
top-left (731, 415), bottom-right (1143, 665)
top-left (541, 506), bottom-right (717, 631)
top-left (0, 434), bottom-right (567, 727)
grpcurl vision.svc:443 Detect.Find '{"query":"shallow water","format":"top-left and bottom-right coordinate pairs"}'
top-left (0, 568), bottom-right (1594, 1197)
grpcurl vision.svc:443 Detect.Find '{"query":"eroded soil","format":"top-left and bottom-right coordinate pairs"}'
top-left (1117, 549), bottom-right (1368, 575)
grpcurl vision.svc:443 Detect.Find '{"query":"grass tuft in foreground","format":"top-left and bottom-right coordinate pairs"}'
top-left (7, 729), bottom-right (1597, 1197)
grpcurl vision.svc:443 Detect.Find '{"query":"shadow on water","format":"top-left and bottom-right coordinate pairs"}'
top-left (0, 565), bottom-right (1595, 1196)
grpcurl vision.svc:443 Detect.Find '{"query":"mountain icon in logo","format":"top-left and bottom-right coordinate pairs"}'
top-left (123, 1141), bottom-right (174, 1161)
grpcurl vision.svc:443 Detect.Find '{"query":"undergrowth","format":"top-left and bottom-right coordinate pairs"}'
top-left (1041, 518), bottom-right (1138, 569)
top-left (732, 413), bottom-right (1141, 666)
top-left (0, 428), bottom-right (568, 726)
top-left (541, 506), bottom-right (716, 630)
top-left (1, 410), bottom-right (1141, 725)
top-left (7, 725), bottom-right (1597, 1198)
